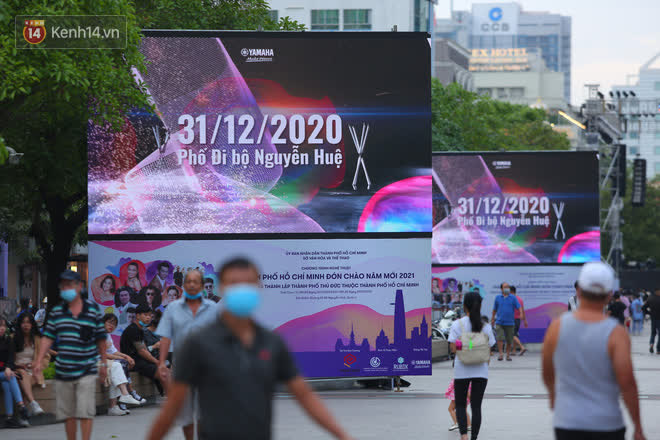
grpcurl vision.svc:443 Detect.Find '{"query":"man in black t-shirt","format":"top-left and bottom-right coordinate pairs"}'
top-left (608, 293), bottom-right (627, 325)
top-left (119, 305), bottom-right (163, 394)
top-left (146, 258), bottom-right (351, 440)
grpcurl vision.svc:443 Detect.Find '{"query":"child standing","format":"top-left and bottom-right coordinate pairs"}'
top-left (445, 378), bottom-right (471, 431)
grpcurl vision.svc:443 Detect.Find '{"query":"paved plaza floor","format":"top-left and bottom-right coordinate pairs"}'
top-left (5, 323), bottom-right (660, 439)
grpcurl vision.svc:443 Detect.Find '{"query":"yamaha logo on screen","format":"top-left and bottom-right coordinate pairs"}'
top-left (240, 48), bottom-right (275, 63)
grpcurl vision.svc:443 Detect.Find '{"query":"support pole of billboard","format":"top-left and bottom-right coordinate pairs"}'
top-left (428, 0), bottom-right (436, 78)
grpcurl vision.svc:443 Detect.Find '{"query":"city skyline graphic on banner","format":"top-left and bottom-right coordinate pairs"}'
top-left (334, 289), bottom-right (429, 353)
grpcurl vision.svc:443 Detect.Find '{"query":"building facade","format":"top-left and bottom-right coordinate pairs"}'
top-left (267, 0), bottom-right (432, 32)
top-left (436, 2), bottom-right (572, 103)
top-left (434, 39), bottom-right (473, 91)
top-left (611, 51), bottom-right (660, 179)
top-left (472, 49), bottom-right (565, 109)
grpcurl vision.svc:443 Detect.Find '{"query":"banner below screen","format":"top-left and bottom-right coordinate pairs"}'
top-left (432, 152), bottom-right (600, 264)
top-left (91, 239), bottom-right (431, 377)
top-left (432, 265), bottom-right (581, 343)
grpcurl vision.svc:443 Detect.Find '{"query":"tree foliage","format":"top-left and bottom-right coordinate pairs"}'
top-left (0, 136), bottom-right (7, 164)
top-left (0, 0), bottom-right (304, 303)
top-left (620, 177), bottom-right (660, 263)
top-left (432, 79), bottom-right (570, 151)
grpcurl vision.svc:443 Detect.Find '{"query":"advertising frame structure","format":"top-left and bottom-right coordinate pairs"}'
top-left (88, 30), bottom-right (432, 378)
top-left (432, 151), bottom-right (600, 265)
top-left (431, 150), bottom-right (601, 343)
top-left (432, 264), bottom-right (582, 343)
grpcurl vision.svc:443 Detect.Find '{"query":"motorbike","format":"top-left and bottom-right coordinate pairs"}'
top-left (432, 306), bottom-right (462, 340)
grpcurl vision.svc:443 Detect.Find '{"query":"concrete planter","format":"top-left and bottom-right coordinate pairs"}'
top-left (0, 373), bottom-right (158, 425)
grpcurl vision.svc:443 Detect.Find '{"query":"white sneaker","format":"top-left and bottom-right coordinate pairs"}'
top-left (108, 406), bottom-right (127, 416)
top-left (29, 401), bottom-right (44, 416)
top-left (119, 394), bottom-right (143, 406)
top-left (448, 423), bottom-right (458, 431)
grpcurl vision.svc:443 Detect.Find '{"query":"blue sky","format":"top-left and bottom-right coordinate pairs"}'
top-left (437, 0), bottom-right (660, 105)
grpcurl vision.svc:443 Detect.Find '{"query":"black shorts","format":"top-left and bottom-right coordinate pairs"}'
top-left (555, 427), bottom-right (625, 440)
top-left (514, 318), bottom-right (521, 337)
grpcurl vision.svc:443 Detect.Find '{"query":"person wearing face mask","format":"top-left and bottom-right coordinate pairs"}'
top-left (147, 258), bottom-right (352, 440)
top-left (491, 282), bottom-right (520, 362)
top-left (34, 270), bottom-right (107, 440)
top-left (154, 269), bottom-right (218, 440)
top-left (119, 304), bottom-right (165, 397)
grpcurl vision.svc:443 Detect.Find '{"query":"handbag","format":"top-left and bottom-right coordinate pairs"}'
top-left (456, 320), bottom-right (491, 365)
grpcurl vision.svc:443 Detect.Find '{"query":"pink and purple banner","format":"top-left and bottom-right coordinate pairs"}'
top-left (432, 265), bottom-right (582, 343)
top-left (90, 239), bottom-right (431, 377)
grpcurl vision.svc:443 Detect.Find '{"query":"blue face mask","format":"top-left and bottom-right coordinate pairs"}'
top-left (139, 320), bottom-right (150, 328)
top-left (184, 290), bottom-right (203, 300)
top-left (224, 284), bottom-right (261, 318)
top-left (60, 289), bottom-right (77, 302)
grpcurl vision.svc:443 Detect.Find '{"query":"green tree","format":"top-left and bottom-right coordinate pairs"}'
top-left (0, 136), bottom-right (7, 164)
top-left (620, 177), bottom-right (660, 263)
top-left (0, 0), bottom-right (303, 305)
top-left (432, 80), bottom-right (570, 151)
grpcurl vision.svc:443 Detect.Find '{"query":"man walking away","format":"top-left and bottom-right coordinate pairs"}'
top-left (34, 270), bottom-right (107, 440)
top-left (156, 269), bottom-right (217, 440)
top-left (492, 282), bottom-right (520, 361)
top-left (510, 286), bottom-right (528, 356)
top-left (608, 293), bottom-right (627, 325)
top-left (642, 288), bottom-right (660, 353)
top-left (147, 258), bottom-right (352, 440)
top-left (542, 262), bottom-right (646, 440)
top-left (630, 294), bottom-right (644, 336)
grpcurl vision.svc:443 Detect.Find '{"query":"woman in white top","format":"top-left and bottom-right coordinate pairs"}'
top-left (102, 313), bottom-right (144, 415)
top-left (448, 291), bottom-right (496, 440)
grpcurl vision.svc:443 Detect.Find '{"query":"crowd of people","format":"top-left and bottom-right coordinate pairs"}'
top-left (0, 259), bottom-right (353, 440)
top-left (2, 259), bottom-right (657, 440)
top-left (443, 262), bottom-right (651, 440)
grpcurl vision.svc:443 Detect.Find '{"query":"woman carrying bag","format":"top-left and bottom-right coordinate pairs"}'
top-left (448, 291), bottom-right (496, 440)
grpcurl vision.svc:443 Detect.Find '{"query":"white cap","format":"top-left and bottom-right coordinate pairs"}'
top-left (577, 262), bottom-right (615, 295)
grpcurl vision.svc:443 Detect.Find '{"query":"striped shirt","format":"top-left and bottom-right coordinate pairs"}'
top-left (43, 299), bottom-right (106, 381)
